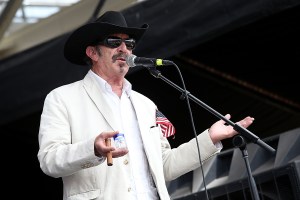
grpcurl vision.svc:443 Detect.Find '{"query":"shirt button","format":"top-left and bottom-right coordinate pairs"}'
top-left (123, 159), bottom-right (129, 165)
top-left (128, 187), bottom-right (131, 192)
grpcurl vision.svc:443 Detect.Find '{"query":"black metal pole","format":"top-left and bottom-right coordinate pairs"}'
top-left (233, 135), bottom-right (260, 200)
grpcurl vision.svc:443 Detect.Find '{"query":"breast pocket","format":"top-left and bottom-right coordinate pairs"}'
top-left (68, 189), bottom-right (100, 200)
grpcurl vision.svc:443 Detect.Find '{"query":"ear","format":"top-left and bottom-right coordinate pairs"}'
top-left (86, 46), bottom-right (98, 62)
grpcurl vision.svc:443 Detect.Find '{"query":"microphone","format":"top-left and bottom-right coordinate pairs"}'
top-left (126, 54), bottom-right (173, 68)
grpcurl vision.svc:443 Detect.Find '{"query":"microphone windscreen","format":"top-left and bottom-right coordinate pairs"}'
top-left (126, 54), bottom-right (137, 68)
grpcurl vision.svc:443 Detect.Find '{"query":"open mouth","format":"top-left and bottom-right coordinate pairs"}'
top-left (117, 57), bottom-right (126, 62)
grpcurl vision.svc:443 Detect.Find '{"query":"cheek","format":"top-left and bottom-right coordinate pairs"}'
top-left (101, 51), bottom-right (114, 63)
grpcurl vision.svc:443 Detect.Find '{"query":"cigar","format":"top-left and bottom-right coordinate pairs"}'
top-left (105, 138), bottom-right (113, 166)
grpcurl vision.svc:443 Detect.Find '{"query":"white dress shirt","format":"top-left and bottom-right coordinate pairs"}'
top-left (91, 71), bottom-right (159, 200)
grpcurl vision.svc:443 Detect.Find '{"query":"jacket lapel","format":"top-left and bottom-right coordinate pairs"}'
top-left (82, 70), bottom-right (118, 131)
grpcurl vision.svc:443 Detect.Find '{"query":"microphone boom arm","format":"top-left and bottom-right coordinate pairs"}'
top-left (147, 67), bottom-right (276, 154)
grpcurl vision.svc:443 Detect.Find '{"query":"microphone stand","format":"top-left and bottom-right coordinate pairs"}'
top-left (232, 135), bottom-right (260, 200)
top-left (147, 67), bottom-right (275, 153)
top-left (146, 67), bottom-right (276, 199)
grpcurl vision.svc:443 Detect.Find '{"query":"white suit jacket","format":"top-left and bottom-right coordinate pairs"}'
top-left (38, 70), bottom-right (220, 200)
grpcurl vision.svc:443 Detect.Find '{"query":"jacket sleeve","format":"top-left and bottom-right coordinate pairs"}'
top-left (37, 89), bottom-right (103, 178)
top-left (161, 129), bottom-right (221, 181)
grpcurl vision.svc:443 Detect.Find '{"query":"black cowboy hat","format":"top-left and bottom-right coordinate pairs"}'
top-left (64, 11), bottom-right (148, 65)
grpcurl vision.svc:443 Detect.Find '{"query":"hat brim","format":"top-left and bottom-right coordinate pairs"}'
top-left (64, 22), bottom-right (148, 66)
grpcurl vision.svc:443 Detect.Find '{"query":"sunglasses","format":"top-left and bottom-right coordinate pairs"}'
top-left (97, 36), bottom-right (136, 50)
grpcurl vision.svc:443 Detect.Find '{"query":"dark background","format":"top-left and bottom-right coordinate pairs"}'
top-left (0, 0), bottom-right (300, 198)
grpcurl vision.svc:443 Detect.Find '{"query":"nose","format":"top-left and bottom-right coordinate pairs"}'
top-left (117, 41), bottom-right (130, 52)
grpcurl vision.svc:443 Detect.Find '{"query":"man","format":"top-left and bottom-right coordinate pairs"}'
top-left (37, 11), bottom-right (254, 200)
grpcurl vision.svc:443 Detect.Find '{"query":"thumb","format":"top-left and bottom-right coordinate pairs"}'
top-left (220, 114), bottom-right (231, 124)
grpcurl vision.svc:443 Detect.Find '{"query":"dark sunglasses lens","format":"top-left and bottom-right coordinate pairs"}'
top-left (105, 37), bottom-right (135, 50)
top-left (124, 39), bottom-right (135, 50)
top-left (106, 38), bottom-right (122, 48)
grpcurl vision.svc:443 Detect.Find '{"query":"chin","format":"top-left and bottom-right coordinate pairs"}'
top-left (118, 65), bottom-right (128, 74)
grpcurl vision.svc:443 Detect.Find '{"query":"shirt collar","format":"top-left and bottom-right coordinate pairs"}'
top-left (90, 70), bottom-right (132, 97)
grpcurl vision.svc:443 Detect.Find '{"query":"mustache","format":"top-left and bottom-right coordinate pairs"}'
top-left (112, 53), bottom-right (128, 62)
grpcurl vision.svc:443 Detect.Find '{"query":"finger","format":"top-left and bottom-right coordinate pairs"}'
top-left (103, 145), bottom-right (116, 153)
top-left (237, 116), bottom-right (255, 128)
top-left (101, 131), bottom-right (119, 139)
top-left (244, 117), bottom-right (255, 127)
top-left (112, 148), bottom-right (128, 158)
